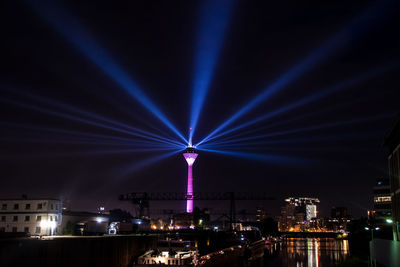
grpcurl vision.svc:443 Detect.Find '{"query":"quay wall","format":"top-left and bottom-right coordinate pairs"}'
top-left (0, 235), bottom-right (157, 267)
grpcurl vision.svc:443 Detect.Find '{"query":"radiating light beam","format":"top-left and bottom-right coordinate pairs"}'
top-left (188, 0), bottom-right (236, 145)
top-left (197, 147), bottom-right (310, 166)
top-left (26, 0), bottom-right (187, 144)
top-left (199, 131), bottom-right (383, 150)
top-left (116, 149), bottom-right (184, 178)
top-left (0, 97), bottom-right (184, 149)
top-left (199, 62), bottom-right (400, 144)
top-left (2, 85), bottom-right (184, 148)
top-left (203, 113), bottom-right (394, 145)
top-left (196, 0), bottom-right (395, 146)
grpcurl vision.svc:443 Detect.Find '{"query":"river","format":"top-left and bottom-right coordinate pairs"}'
top-left (263, 238), bottom-right (350, 267)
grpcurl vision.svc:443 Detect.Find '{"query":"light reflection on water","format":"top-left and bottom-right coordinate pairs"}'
top-left (265, 238), bottom-right (349, 267)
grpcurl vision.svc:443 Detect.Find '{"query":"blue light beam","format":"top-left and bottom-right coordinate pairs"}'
top-left (197, 147), bottom-right (311, 166)
top-left (26, 0), bottom-right (187, 144)
top-left (9, 88), bottom-right (185, 147)
top-left (197, 0), bottom-right (395, 146)
top-left (116, 149), bottom-right (184, 178)
top-left (199, 62), bottom-right (400, 144)
top-left (202, 113), bottom-right (395, 146)
top-left (189, 0), bottom-right (236, 145)
top-left (0, 96), bottom-right (183, 149)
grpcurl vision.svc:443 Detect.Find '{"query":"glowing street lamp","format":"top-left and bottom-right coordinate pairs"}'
top-left (365, 225), bottom-right (380, 267)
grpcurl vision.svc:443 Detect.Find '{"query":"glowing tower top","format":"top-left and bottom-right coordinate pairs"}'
top-left (183, 147), bottom-right (198, 213)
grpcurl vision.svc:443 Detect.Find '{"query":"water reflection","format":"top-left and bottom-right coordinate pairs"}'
top-left (265, 238), bottom-right (349, 267)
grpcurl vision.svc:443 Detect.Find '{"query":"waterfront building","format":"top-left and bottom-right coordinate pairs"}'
top-left (371, 179), bottom-right (392, 225)
top-left (384, 115), bottom-right (400, 241)
top-left (0, 197), bottom-right (62, 235)
top-left (278, 197), bottom-right (320, 232)
top-left (329, 207), bottom-right (351, 232)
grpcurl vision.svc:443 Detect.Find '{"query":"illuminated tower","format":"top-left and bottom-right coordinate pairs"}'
top-left (183, 147), bottom-right (198, 213)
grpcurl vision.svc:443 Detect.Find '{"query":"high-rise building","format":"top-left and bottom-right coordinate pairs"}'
top-left (256, 206), bottom-right (266, 222)
top-left (384, 115), bottom-right (400, 241)
top-left (278, 197), bottom-right (320, 232)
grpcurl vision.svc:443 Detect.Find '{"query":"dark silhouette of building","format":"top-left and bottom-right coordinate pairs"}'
top-left (370, 179), bottom-right (392, 226)
top-left (384, 114), bottom-right (400, 241)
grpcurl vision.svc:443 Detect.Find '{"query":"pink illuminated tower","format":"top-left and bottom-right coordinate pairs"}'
top-left (183, 147), bottom-right (198, 213)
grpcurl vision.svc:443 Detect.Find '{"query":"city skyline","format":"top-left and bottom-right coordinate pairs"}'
top-left (1, 0), bottom-right (400, 217)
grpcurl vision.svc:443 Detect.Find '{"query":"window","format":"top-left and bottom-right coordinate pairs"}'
top-left (36, 216), bottom-right (41, 221)
top-left (1, 216), bottom-right (5, 222)
top-left (374, 196), bottom-right (391, 203)
top-left (14, 204), bottom-right (19, 210)
top-left (12, 227), bottom-right (17, 233)
top-left (24, 227), bottom-right (29, 233)
top-left (0, 227), bottom-right (5, 232)
top-left (55, 216), bottom-right (58, 222)
top-left (13, 216), bottom-right (18, 222)
top-left (51, 204), bottom-right (54, 210)
top-left (25, 203), bottom-right (31, 210)
top-left (25, 216), bottom-right (30, 222)
top-left (35, 227), bottom-right (41, 234)
top-left (1, 204), bottom-right (6, 210)
top-left (37, 203), bottom-right (43, 210)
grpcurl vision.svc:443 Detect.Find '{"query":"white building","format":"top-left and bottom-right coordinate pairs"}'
top-left (0, 198), bottom-right (62, 235)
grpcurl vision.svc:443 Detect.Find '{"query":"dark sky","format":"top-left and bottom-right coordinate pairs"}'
top-left (0, 0), bottom-right (399, 218)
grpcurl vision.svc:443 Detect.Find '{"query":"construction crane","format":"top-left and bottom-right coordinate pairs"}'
top-left (119, 192), bottom-right (274, 226)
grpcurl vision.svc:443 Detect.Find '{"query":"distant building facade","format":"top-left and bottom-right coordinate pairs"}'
top-left (370, 179), bottom-right (392, 225)
top-left (61, 210), bottom-right (109, 235)
top-left (256, 206), bottom-right (267, 222)
top-left (384, 115), bottom-right (400, 241)
top-left (329, 207), bottom-right (351, 232)
top-left (0, 197), bottom-right (62, 235)
top-left (278, 197), bottom-right (320, 232)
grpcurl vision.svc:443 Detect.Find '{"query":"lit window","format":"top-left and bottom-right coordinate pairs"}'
top-left (374, 196), bottom-right (391, 203)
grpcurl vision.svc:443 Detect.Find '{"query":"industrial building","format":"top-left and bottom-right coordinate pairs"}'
top-left (0, 197), bottom-right (62, 235)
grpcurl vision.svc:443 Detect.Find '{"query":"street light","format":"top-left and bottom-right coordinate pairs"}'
top-left (385, 218), bottom-right (399, 241)
top-left (365, 225), bottom-right (379, 267)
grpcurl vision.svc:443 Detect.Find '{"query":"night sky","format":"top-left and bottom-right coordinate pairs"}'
top-left (1, 0), bottom-right (399, 218)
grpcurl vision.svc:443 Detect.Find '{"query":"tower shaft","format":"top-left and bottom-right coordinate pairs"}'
top-left (186, 164), bottom-right (194, 213)
top-left (183, 148), bottom-right (198, 213)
